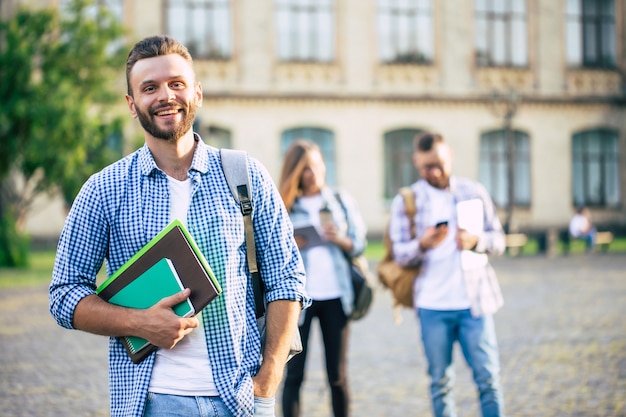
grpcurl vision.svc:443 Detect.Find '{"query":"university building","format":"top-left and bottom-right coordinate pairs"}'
top-left (5, 0), bottom-right (626, 239)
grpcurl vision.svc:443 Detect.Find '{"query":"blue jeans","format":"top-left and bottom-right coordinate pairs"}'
top-left (143, 393), bottom-right (276, 417)
top-left (418, 309), bottom-right (504, 417)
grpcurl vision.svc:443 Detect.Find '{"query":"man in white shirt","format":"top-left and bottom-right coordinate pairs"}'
top-left (388, 132), bottom-right (506, 417)
top-left (569, 206), bottom-right (597, 252)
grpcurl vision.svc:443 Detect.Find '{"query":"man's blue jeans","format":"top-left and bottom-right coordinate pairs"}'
top-left (417, 309), bottom-right (504, 417)
top-left (143, 393), bottom-right (276, 417)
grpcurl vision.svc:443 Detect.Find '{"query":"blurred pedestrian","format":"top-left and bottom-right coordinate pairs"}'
top-left (278, 140), bottom-right (367, 417)
top-left (387, 132), bottom-right (507, 417)
top-left (569, 206), bottom-right (597, 252)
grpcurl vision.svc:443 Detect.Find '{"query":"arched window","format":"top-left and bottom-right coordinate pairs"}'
top-left (383, 129), bottom-right (422, 199)
top-left (281, 127), bottom-right (336, 186)
top-left (572, 129), bottom-right (620, 207)
top-left (479, 129), bottom-right (531, 207)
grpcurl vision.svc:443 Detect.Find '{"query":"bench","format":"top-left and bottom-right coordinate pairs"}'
top-left (505, 233), bottom-right (528, 256)
top-left (560, 229), bottom-right (613, 254)
top-left (595, 231), bottom-right (614, 252)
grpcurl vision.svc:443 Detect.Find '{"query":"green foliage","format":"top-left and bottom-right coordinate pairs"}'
top-left (0, 208), bottom-right (30, 267)
top-left (363, 239), bottom-right (386, 261)
top-left (0, 0), bottom-right (129, 266)
top-left (0, 250), bottom-right (54, 288)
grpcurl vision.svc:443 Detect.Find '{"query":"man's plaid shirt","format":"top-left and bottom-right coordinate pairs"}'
top-left (388, 177), bottom-right (505, 317)
top-left (50, 138), bottom-right (309, 417)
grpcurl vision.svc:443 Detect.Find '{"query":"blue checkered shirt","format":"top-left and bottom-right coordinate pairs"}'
top-left (49, 137), bottom-right (309, 417)
top-left (388, 177), bottom-right (505, 317)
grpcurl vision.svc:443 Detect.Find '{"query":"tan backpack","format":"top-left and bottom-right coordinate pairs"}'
top-left (377, 187), bottom-right (421, 317)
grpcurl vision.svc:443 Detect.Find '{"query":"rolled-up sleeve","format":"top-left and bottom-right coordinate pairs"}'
top-left (248, 158), bottom-right (310, 310)
top-left (49, 176), bottom-right (108, 329)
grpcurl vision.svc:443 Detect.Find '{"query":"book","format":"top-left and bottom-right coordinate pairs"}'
top-left (456, 198), bottom-right (484, 235)
top-left (456, 198), bottom-right (488, 268)
top-left (107, 258), bottom-right (195, 355)
top-left (293, 225), bottom-right (324, 249)
top-left (96, 219), bottom-right (222, 363)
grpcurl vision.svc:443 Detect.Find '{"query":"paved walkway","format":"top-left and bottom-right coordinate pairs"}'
top-left (1, 254), bottom-right (625, 416)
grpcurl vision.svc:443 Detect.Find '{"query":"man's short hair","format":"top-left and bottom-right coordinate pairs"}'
top-left (125, 35), bottom-right (193, 96)
top-left (414, 132), bottom-right (444, 152)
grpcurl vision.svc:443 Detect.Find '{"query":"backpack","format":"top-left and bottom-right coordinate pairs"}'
top-left (220, 148), bottom-right (303, 361)
top-left (376, 187), bottom-right (420, 319)
top-left (334, 192), bottom-right (374, 321)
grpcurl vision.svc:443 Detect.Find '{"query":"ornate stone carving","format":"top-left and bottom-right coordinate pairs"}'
top-left (566, 70), bottom-right (620, 96)
top-left (375, 64), bottom-right (439, 92)
top-left (474, 68), bottom-right (533, 92)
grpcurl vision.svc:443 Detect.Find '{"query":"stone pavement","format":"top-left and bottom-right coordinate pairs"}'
top-left (1, 254), bottom-right (625, 416)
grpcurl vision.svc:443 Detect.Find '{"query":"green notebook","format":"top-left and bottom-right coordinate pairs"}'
top-left (97, 220), bottom-right (222, 364)
top-left (107, 257), bottom-right (194, 355)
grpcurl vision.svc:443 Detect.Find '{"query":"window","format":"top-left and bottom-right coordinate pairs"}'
top-left (383, 129), bottom-right (421, 199)
top-left (475, 0), bottom-right (527, 67)
top-left (276, 0), bottom-right (334, 62)
top-left (281, 127), bottom-right (337, 186)
top-left (566, 0), bottom-right (616, 68)
top-left (60, 0), bottom-right (123, 21)
top-left (377, 0), bottom-right (434, 64)
top-left (479, 130), bottom-right (531, 207)
top-left (166, 0), bottom-right (231, 60)
top-left (206, 126), bottom-right (232, 149)
top-left (59, 0), bottom-right (124, 54)
top-left (572, 129), bottom-right (620, 207)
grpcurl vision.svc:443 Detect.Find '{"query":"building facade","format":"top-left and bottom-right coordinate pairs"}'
top-left (7, 0), bottom-right (626, 238)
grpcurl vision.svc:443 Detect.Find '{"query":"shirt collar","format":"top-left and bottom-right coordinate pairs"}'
top-left (419, 176), bottom-right (457, 193)
top-left (138, 132), bottom-right (210, 177)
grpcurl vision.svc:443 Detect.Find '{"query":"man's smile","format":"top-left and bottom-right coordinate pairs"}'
top-left (155, 108), bottom-right (179, 116)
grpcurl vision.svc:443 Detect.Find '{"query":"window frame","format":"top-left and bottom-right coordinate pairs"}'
top-left (479, 129), bottom-right (531, 208)
top-left (60, 0), bottom-right (124, 21)
top-left (377, 0), bottom-right (434, 64)
top-left (275, 0), bottom-right (335, 62)
top-left (383, 129), bottom-right (422, 199)
top-left (164, 0), bottom-right (232, 60)
top-left (572, 128), bottom-right (621, 207)
top-left (474, 0), bottom-right (528, 68)
top-left (566, 0), bottom-right (616, 68)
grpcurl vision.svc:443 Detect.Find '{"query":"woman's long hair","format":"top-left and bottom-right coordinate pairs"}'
top-left (279, 140), bottom-right (322, 211)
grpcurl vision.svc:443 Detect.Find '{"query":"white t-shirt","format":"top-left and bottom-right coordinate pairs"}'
top-left (415, 185), bottom-right (471, 311)
top-left (298, 195), bottom-right (342, 301)
top-left (569, 214), bottom-right (590, 237)
top-left (149, 175), bottom-right (218, 396)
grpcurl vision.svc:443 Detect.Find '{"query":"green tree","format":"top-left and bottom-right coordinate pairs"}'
top-left (0, 0), bottom-right (128, 266)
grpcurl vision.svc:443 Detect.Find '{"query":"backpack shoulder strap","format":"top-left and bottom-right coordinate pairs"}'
top-left (220, 149), bottom-right (252, 206)
top-left (220, 149), bottom-right (265, 319)
top-left (381, 186), bottom-right (417, 261)
top-left (398, 187), bottom-right (417, 238)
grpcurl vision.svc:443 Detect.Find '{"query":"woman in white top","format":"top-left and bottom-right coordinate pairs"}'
top-left (278, 140), bottom-right (367, 417)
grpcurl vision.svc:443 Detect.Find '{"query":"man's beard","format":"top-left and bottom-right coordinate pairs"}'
top-left (426, 176), bottom-right (449, 190)
top-left (135, 101), bottom-right (197, 142)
